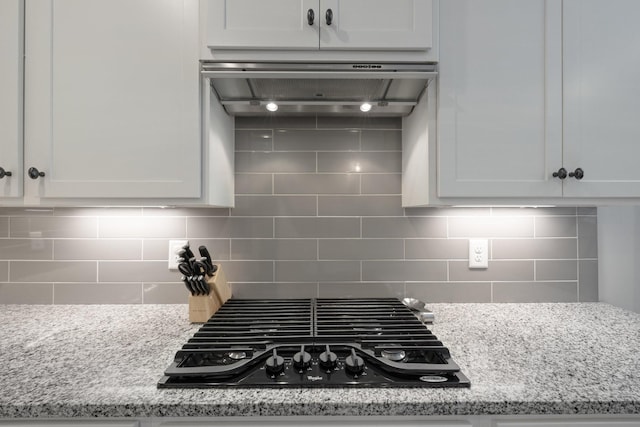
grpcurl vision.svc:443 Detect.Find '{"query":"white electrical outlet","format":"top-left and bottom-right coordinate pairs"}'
top-left (168, 240), bottom-right (189, 270)
top-left (468, 239), bottom-right (489, 269)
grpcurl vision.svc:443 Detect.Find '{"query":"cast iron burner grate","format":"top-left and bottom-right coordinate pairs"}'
top-left (158, 298), bottom-right (470, 388)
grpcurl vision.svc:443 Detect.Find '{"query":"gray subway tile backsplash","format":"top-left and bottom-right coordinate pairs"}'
top-left (275, 217), bottom-right (360, 238)
top-left (318, 239), bottom-right (404, 261)
top-left (235, 174), bottom-right (273, 194)
top-left (317, 152), bottom-right (401, 173)
top-left (274, 129), bottom-right (360, 151)
top-left (360, 130), bottom-right (402, 151)
top-left (318, 195), bottom-right (404, 217)
top-left (0, 261), bottom-right (8, 282)
top-left (98, 216), bottom-right (185, 239)
top-left (361, 174), bottom-right (402, 195)
top-left (0, 217), bottom-right (8, 237)
top-left (232, 195), bottom-right (317, 217)
top-left (362, 217), bottom-right (447, 238)
top-left (578, 215), bottom-right (598, 259)
top-left (448, 216), bottom-right (534, 238)
top-left (0, 118), bottom-right (599, 304)
top-left (54, 239), bottom-right (141, 261)
top-left (535, 216), bottom-right (577, 238)
top-left (319, 282), bottom-right (405, 299)
top-left (98, 261), bottom-right (177, 283)
top-left (0, 283), bottom-right (53, 304)
top-left (274, 174), bottom-right (360, 195)
top-left (535, 260), bottom-right (578, 281)
top-left (232, 239), bottom-right (317, 261)
top-left (448, 260), bottom-right (534, 282)
top-left (10, 261), bottom-right (96, 283)
top-left (492, 238), bottom-right (578, 260)
top-left (362, 260), bottom-right (448, 282)
top-left (579, 260), bottom-right (599, 302)
top-left (235, 129), bottom-right (274, 151)
top-left (0, 239), bottom-right (53, 260)
top-left (492, 282), bottom-right (578, 303)
top-left (275, 261), bottom-right (361, 282)
top-left (11, 216), bottom-right (98, 238)
top-left (187, 217), bottom-right (273, 238)
top-left (405, 282), bottom-right (492, 303)
top-left (222, 260), bottom-right (275, 282)
top-left (54, 282), bottom-right (142, 304)
top-left (236, 152), bottom-right (316, 173)
top-left (405, 239), bottom-right (467, 260)
top-left (316, 116), bottom-right (402, 129)
top-left (231, 282), bottom-right (319, 299)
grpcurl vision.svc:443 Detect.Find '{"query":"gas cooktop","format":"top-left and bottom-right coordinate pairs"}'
top-left (158, 298), bottom-right (470, 388)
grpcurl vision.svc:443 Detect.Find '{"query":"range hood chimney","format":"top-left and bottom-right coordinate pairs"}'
top-left (201, 62), bottom-right (437, 117)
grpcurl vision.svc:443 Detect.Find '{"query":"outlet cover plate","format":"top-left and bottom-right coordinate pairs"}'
top-left (168, 240), bottom-right (189, 270)
top-left (468, 239), bottom-right (488, 269)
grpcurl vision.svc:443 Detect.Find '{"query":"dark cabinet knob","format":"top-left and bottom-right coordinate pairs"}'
top-left (569, 168), bottom-right (584, 180)
top-left (325, 8), bottom-right (333, 25)
top-left (0, 167), bottom-right (12, 179)
top-left (307, 8), bottom-right (314, 25)
top-left (28, 167), bottom-right (45, 179)
top-left (552, 168), bottom-right (567, 180)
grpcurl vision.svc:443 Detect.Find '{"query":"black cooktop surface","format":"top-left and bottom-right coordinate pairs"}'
top-left (158, 298), bottom-right (470, 388)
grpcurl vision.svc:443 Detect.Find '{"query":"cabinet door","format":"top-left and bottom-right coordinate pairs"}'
top-left (24, 0), bottom-right (201, 199)
top-left (0, 0), bottom-right (23, 199)
top-left (205, 0), bottom-right (320, 49)
top-left (437, 0), bottom-right (562, 197)
top-left (319, 0), bottom-right (432, 50)
top-left (563, 0), bottom-right (640, 197)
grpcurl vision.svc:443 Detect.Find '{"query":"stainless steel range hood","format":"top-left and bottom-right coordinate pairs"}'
top-left (201, 62), bottom-right (437, 117)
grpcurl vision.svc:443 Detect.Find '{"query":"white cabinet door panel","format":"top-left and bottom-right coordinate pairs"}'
top-left (205, 0), bottom-right (319, 49)
top-left (0, 0), bottom-right (23, 199)
top-left (25, 0), bottom-right (201, 199)
top-left (319, 0), bottom-right (432, 50)
top-left (437, 0), bottom-right (562, 198)
top-left (563, 0), bottom-right (640, 197)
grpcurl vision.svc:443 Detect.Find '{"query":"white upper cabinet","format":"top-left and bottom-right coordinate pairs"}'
top-left (205, 0), bottom-right (432, 51)
top-left (319, 0), bottom-right (432, 50)
top-left (206, 0), bottom-right (320, 49)
top-left (437, 0), bottom-right (562, 198)
top-left (563, 0), bottom-right (640, 197)
top-left (0, 0), bottom-right (23, 199)
top-left (24, 0), bottom-right (202, 200)
top-left (437, 0), bottom-right (640, 202)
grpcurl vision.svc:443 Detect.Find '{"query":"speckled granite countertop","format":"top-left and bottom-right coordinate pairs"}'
top-left (1, 302), bottom-right (640, 418)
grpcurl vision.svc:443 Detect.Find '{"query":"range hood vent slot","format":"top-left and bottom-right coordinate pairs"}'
top-left (202, 62), bottom-right (437, 117)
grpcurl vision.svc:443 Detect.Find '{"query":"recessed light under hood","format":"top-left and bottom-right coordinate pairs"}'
top-left (201, 62), bottom-right (437, 117)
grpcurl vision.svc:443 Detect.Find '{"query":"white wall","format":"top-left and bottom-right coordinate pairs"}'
top-left (598, 206), bottom-right (640, 312)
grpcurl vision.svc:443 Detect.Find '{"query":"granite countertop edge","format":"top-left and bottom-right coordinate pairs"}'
top-left (4, 401), bottom-right (640, 419)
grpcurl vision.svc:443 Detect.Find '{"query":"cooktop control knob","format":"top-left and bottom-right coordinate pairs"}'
top-left (292, 345), bottom-right (311, 370)
top-left (265, 348), bottom-right (285, 375)
top-left (319, 345), bottom-right (338, 370)
top-left (345, 348), bottom-right (365, 376)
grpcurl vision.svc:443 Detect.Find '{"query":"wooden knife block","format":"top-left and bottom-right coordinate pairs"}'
top-left (188, 264), bottom-right (232, 323)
